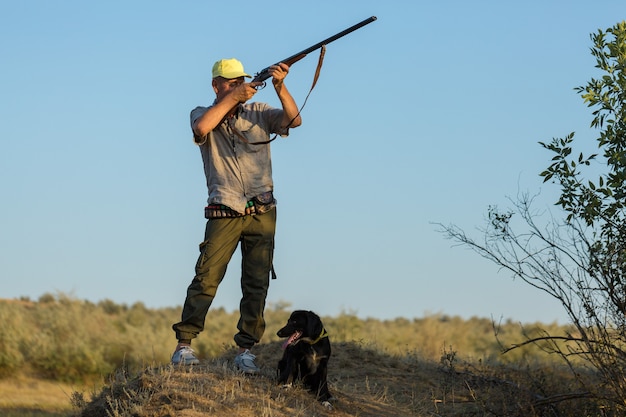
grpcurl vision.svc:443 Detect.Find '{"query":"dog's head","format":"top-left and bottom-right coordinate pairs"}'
top-left (277, 310), bottom-right (324, 348)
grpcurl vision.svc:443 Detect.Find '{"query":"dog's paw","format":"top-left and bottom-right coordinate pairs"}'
top-left (321, 400), bottom-right (333, 410)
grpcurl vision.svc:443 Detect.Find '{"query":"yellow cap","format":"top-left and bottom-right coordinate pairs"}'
top-left (212, 58), bottom-right (251, 79)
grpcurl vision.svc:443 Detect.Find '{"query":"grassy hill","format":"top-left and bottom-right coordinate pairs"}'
top-left (74, 342), bottom-right (599, 417)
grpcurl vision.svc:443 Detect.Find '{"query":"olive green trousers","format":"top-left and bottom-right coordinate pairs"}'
top-left (172, 208), bottom-right (276, 348)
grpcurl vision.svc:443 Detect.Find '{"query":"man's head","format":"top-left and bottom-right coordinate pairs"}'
top-left (211, 58), bottom-right (251, 100)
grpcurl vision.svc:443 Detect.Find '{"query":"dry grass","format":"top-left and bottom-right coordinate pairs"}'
top-left (76, 342), bottom-right (437, 417)
top-left (72, 342), bottom-right (603, 417)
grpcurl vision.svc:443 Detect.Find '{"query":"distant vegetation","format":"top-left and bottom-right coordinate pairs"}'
top-left (1, 293), bottom-right (571, 384)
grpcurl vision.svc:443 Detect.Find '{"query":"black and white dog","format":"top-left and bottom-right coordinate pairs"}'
top-left (276, 310), bottom-right (332, 403)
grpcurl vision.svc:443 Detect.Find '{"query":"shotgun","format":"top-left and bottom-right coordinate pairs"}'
top-left (251, 16), bottom-right (377, 83)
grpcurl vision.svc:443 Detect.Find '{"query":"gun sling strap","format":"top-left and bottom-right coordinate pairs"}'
top-left (230, 45), bottom-right (326, 146)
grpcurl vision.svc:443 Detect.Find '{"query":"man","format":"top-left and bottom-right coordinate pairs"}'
top-left (171, 58), bottom-right (302, 372)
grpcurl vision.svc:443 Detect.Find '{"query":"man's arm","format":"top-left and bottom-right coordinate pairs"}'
top-left (192, 82), bottom-right (261, 139)
top-left (270, 63), bottom-right (302, 129)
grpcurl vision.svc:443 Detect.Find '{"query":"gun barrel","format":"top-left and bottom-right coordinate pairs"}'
top-left (252, 16), bottom-right (377, 83)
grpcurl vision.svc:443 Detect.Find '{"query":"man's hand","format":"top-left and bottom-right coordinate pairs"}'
top-left (228, 82), bottom-right (263, 103)
top-left (268, 63), bottom-right (290, 87)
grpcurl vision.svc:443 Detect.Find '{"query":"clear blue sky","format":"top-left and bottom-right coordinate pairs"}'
top-left (1, 1), bottom-right (623, 324)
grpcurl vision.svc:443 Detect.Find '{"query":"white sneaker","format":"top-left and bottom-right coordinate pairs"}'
top-left (171, 346), bottom-right (200, 365)
top-left (234, 349), bottom-right (260, 374)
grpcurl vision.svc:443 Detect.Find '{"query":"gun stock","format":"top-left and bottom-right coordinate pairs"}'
top-left (251, 16), bottom-right (377, 83)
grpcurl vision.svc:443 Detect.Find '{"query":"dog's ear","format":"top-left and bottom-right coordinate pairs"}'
top-left (307, 311), bottom-right (323, 337)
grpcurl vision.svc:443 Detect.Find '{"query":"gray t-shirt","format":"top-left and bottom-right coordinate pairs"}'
top-left (190, 102), bottom-right (287, 214)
